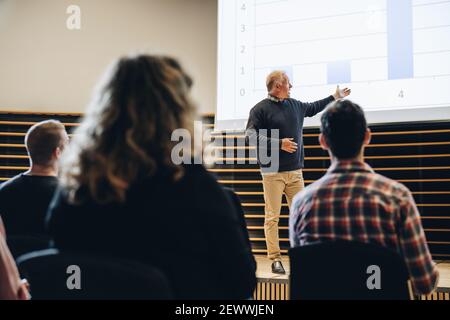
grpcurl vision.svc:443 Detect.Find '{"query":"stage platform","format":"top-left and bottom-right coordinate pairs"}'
top-left (253, 255), bottom-right (450, 300)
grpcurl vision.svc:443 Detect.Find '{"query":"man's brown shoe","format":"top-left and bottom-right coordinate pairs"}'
top-left (271, 260), bottom-right (286, 274)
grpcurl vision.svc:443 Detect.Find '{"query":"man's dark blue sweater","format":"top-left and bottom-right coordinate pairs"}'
top-left (245, 95), bottom-right (335, 173)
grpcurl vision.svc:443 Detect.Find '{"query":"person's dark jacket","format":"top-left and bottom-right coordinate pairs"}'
top-left (0, 174), bottom-right (58, 236)
top-left (223, 187), bottom-right (256, 270)
top-left (46, 164), bottom-right (256, 299)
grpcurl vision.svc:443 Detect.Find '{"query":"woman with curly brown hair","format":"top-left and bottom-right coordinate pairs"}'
top-left (46, 54), bottom-right (256, 299)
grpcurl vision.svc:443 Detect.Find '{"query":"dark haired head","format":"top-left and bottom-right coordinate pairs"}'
top-left (320, 100), bottom-right (368, 159)
top-left (25, 120), bottom-right (68, 166)
top-left (162, 56), bottom-right (193, 88)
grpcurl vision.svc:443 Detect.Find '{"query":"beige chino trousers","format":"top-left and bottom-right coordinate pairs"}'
top-left (261, 169), bottom-right (304, 260)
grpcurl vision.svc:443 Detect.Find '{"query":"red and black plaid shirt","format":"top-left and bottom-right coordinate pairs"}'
top-left (290, 160), bottom-right (439, 295)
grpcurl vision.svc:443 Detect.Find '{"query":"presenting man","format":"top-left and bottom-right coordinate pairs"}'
top-left (245, 70), bottom-right (350, 274)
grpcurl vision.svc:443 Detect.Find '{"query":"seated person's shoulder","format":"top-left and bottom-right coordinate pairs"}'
top-left (181, 164), bottom-right (228, 198)
top-left (181, 163), bottom-right (215, 183)
top-left (374, 172), bottom-right (409, 190)
top-left (0, 174), bottom-right (25, 193)
top-left (141, 163), bottom-right (215, 191)
top-left (292, 180), bottom-right (322, 204)
top-left (370, 172), bottom-right (413, 200)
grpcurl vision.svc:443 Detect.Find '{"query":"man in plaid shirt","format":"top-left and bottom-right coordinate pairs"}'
top-left (289, 100), bottom-right (439, 295)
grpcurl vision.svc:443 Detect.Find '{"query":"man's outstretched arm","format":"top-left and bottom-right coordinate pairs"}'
top-left (303, 85), bottom-right (351, 117)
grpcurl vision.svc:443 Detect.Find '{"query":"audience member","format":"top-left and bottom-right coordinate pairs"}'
top-left (289, 100), bottom-right (439, 295)
top-left (0, 120), bottom-right (68, 236)
top-left (0, 217), bottom-right (29, 300)
top-left (46, 54), bottom-right (256, 299)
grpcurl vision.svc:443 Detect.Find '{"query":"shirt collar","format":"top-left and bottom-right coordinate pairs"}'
top-left (267, 94), bottom-right (285, 103)
top-left (327, 160), bottom-right (374, 174)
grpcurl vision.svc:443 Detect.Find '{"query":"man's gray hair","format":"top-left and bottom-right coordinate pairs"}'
top-left (266, 70), bottom-right (287, 92)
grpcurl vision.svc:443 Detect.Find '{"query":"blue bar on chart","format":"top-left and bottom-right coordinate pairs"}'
top-left (387, 0), bottom-right (414, 80)
top-left (327, 60), bottom-right (351, 85)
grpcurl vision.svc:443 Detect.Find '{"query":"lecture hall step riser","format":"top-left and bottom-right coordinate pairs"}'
top-left (0, 112), bottom-right (449, 258)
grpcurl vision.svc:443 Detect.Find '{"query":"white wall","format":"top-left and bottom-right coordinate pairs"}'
top-left (0, 0), bottom-right (217, 114)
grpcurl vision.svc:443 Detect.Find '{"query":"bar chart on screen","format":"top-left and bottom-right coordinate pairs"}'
top-left (216, 0), bottom-right (450, 130)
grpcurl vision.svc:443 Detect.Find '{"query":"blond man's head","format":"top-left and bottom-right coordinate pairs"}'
top-left (266, 71), bottom-right (291, 99)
